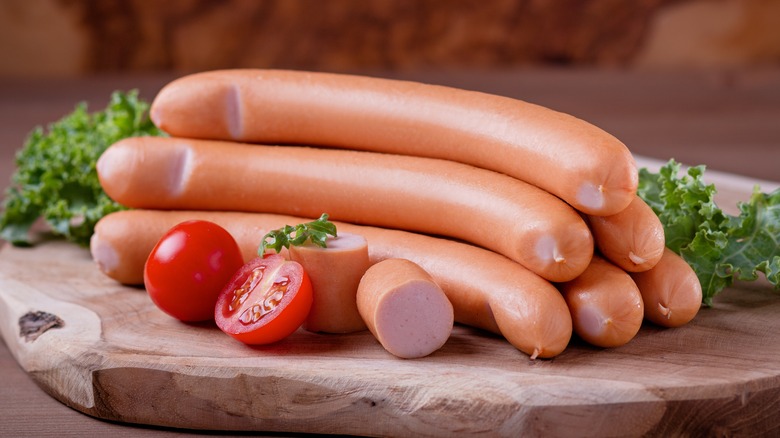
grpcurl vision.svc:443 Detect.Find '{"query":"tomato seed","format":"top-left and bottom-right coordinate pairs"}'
top-left (235, 276), bottom-right (291, 325)
top-left (229, 266), bottom-right (266, 312)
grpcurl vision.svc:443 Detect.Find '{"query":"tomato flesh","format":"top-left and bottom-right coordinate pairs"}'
top-left (215, 254), bottom-right (313, 345)
top-left (144, 220), bottom-right (244, 322)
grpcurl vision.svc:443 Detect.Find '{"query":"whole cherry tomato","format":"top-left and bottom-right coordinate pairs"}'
top-left (144, 220), bottom-right (244, 322)
top-left (215, 254), bottom-right (313, 344)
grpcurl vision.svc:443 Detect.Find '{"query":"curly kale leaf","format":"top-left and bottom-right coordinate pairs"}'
top-left (0, 90), bottom-right (164, 246)
top-left (638, 160), bottom-right (780, 305)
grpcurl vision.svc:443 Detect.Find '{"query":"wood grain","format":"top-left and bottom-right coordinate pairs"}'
top-left (0, 71), bottom-right (778, 436)
top-left (1, 228), bottom-right (780, 436)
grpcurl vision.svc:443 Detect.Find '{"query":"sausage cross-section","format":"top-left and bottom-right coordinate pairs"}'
top-left (357, 258), bottom-right (454, 359)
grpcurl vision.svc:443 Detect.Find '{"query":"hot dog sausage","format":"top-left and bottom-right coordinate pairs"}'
top-left (630, 248), bottom-right (702, 328)
top-left (288, 232), bottom-right (370, 334)
top-left (90, 210), bottom-right (268, 285)
top-left (558, 255), bottom-right (644, 348)
top-left (586, 196), bottom-right (665, 272)
top-left (357, 258), bottom-right (453, 359)
top-left (150, 69), bottom-right (638, 216)
top-left (91, 210), bottom-right (573, 358)
top-left (97, 136), bottom-right (593, 282)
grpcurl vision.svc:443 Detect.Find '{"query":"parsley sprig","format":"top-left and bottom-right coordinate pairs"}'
top-left (258, 214), bottom-right (338, 255)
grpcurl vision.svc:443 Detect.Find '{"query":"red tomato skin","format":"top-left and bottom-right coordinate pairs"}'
top-left (215, 255), bottom-right (313, 345)
top-left (144, 220), bottom-right (244, 322)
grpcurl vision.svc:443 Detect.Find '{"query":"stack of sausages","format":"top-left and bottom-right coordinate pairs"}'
top-left (90, 69), bottom-right (702, 359)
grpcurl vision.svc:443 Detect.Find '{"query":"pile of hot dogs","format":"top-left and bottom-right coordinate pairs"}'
top-left (90, 69), bottom-right (702, 359)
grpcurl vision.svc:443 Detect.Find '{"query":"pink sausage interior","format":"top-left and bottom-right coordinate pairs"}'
top-left (372, 279), bottom-right (454, 359)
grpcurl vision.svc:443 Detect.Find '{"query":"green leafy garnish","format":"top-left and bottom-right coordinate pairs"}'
top-left (259, 214), bottom-right (338, 255)
top-left (637, 159), bottom-right (780, 305)
top-left (0, 90), bottom-right (164, 246)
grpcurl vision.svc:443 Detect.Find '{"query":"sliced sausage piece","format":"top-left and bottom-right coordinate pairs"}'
top-left (150, 69), bottom-right (638, 216)
top-left (288, 232), bottom-right (370, 334)
top-left (631, 248), bottom-right (702, 327)
top-left (96, 136), bottom-right (594, 282)
top-left (91, 210), bottom-right (573, 358)
top-left (558, 255), bottom-right (644, 348)
top-left (357, 258), bottom-right (453, 359)
top-left (587, 196), bottom-right (665, 272)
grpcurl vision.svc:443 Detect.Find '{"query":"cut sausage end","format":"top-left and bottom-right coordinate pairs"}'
top-left (371, 279), bottom-right (454, 359)
top-left (320, 232), bottom-right (368, 251)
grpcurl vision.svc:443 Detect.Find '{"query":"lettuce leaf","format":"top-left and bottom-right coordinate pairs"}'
top-left (0, 90), bottom-right (164, 246)
top-left (638, 160), bottom-right (780, 305)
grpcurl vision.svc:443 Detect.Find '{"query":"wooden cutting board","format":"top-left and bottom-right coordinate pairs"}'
top-left (1, 161), bottom-right (780, 437)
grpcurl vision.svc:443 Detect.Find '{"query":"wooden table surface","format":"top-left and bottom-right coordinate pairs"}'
top-left (1, 68), bottom-right (779, 437)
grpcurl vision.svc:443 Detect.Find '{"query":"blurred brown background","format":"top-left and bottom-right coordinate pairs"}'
top-left (1, 0), bottom-right (779, 77)
top-left (0, 0), bottom-right (779, 183)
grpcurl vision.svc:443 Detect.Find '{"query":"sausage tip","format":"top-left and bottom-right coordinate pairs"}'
top-left (149, 100), bottom-right (164, 131)
top-left (658, 303), bottom-right (671, 318)
top-left (89, 232), bottom-right (118, 276)
top-left (576, 182), bottom-right (606, 213)
top-left (628, 251), bottom-right (648, 265)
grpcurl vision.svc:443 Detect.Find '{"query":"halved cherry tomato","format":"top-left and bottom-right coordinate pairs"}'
top-left (144, 220), bottom-right (244, 322)
top-left (215, 254), bottom-right (313, 345)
